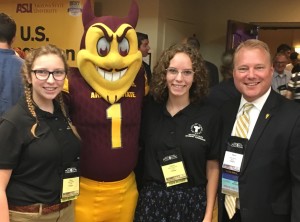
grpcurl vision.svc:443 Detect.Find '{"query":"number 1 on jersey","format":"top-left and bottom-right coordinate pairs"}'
top-left (106, 103), bottom-right (122, 148)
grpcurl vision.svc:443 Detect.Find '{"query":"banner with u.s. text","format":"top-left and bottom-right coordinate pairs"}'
top-left (1, 0), bottom-right (87, 67)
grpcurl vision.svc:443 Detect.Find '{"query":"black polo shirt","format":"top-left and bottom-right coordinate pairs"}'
top-left (140, 98), bottom-right (221, 187)
top-left (0, 97), bottom-right (81, 205)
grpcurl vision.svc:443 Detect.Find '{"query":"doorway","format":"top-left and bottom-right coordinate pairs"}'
top-left (226, 20), bottom-right (300, 57)
top-left (258, 27), bottom-right (300, 57)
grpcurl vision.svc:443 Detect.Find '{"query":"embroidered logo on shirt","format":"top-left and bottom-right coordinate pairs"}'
top-left (185, 123), bottom-right (206, 141)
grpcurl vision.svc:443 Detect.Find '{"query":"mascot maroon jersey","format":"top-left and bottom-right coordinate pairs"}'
top-left (66, 67), bottom-right (144, 181)
top-left (64, 0), bottom-right (146, 182)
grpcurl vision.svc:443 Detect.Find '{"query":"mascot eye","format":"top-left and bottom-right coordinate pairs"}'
top-left (118, 38), bottom-right (129, 57)
top-left (97, 37), bottom-right (110, 57)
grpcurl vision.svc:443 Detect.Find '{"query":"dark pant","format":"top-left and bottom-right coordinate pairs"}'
top-left (134, 182), bottom-right (206, 222)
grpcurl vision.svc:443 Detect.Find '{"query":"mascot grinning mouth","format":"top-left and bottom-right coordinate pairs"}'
top-left (96, 67), bottom-right (128, 81)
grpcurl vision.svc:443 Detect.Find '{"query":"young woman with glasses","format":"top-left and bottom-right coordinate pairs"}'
top-left (0, 44), bottom-right (81, 222)
top-left (134, 43), bottom-right (220, 222)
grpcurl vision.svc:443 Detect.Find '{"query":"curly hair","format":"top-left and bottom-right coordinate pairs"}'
top-left (150, 43), bottom-right (208, 103)
top-left (22, 44), bottom-right (79, 138)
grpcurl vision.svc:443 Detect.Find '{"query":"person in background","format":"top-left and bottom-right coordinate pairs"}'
top-left (134, 43), bottom-right (220, 222)
top-left (0, 44), bottom-right (81, 222)
top-left (285, 51), bottom-right (299, 72)
top-left (271, 52), bottom-right (291, 96)
top-left (184, 35), bottom-right (219, 87)
top-left (286, 63), bottom-right (300, 103)
top-left (206, 49), bottom-right (240, 108)
top-left (0, 12), bottom-right (23, 116)
top-left (218, 39), bottom-right (300, 222)
top-left (292, 61), bottom-right (300, 73)
top-left (276, 43), bottom-right (292, 58)
top-left (137, 32), bottom-right (152, 84)
top-left (276, 43), bottom-right (293, 72)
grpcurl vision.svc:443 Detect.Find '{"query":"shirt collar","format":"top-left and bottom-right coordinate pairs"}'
top-left (34, 100), bottom-right (61, 118)
top-left (239, 87), bottom-right (271, 113)
top-left (0, 48), bottom-right (15, 55)
top-left (274, 71), bottom-right (287, 78)
top-left (163, 102), bottom-right (195, 117)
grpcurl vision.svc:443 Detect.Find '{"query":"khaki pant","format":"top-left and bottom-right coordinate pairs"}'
top-left (9, 201), bottom-right (74, 222)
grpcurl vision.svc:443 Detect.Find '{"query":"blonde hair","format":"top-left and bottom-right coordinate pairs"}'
top-left (234, 39), bottom-right (272, 66)
top-left (22, 44), bottom-right (80, 139)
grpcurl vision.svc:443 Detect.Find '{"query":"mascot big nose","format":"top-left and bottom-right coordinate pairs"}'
top-left (63, 0), bottom-right (145, 221)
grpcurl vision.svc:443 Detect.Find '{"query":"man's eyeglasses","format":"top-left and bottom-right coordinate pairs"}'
top-left (166, 67), bottom-right (194, 76)
top-left (31, 70), bottom-right (67, 81)
top-left (274, 61), bottom-right (288, 65)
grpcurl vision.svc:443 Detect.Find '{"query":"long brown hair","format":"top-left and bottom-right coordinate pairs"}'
top-left (22, 44), bottom-right (80, 139)
top-left (150, 43), bottom-right (208, 103)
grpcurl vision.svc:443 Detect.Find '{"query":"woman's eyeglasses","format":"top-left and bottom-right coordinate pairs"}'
top-left (165, 67), bottom-right (194, 76)
top-left (31, 70), bottom-right (66, 81)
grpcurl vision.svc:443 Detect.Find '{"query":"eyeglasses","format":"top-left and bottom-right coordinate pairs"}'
top-left (274, 61), bottom-right (288, 65)
top-left (166, 67), bottom-right (194, 76)
top-left (31, 70), bottom-right (66, 81)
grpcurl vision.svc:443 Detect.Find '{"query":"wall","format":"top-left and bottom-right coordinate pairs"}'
top-left (7, 0), bottom-right (298, 75)
top-left (259, 29), bottom-right (295, 57)
top-left (96, 0), bottom-right (300, 73)
top-left (156, 0), bottom-right (200, 49)
top-left (1, 0), bottom-right (85, 67)
top-left (95, 0), bottom-right (200, 68)
top-left (156, 0), bottom-right (300, 76)
top-left (149, 0), bottom-right (202, 67)
top-left (199, 0), bottom-right (300, 75)
top-left (94, 0), bottom-right (160, 68)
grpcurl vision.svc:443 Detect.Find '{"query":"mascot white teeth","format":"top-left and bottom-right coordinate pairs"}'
top-left (63, 0), bottom-right (145, 221)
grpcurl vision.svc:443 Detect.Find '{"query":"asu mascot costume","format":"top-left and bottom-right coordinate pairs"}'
top-left (64, 0), bottom-right (145, 221)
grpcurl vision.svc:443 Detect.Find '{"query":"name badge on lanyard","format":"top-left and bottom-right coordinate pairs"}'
top-left (221, 136), bottom-right (248, 198)
top-left (60, 161), bottom-right (80, 202)
top-left (158, 148), bottom-right (188, 187)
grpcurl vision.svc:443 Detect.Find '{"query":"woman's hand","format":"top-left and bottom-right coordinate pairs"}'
top-left (0, 169), bottom-right (12, 222)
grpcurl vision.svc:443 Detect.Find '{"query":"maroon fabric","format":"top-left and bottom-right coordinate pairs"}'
top-left (66, 68), bottom-right (144, 181)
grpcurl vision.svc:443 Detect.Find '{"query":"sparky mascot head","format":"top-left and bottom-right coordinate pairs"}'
top-left (78, 0), bottom-right (142, 104)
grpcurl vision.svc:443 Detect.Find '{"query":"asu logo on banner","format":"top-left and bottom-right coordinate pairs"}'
top-left (2, 0), bottom-right (87, 67)
top-left (16, 4), bottom-right (33, 13)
